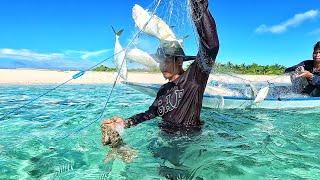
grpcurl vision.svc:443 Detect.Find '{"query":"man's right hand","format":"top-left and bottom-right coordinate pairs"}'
top-left (101, 116), bottom-right (126, 129)
top-left (101, 116), bottom-right (125, 147)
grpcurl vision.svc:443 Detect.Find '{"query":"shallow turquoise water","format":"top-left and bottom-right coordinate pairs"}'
top-left (0, 84), bottom-right (320, 179)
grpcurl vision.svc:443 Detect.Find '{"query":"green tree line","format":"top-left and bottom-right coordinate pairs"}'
top-left (92, 65), bottom-right (116, 72)
top-left (92, 65), bottom-right (160, 72)
top-left (93, 62), bottom-right (287, 75)
top-left (213, 62), bottom-right (286, 75)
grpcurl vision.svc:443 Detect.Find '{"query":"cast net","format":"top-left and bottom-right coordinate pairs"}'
top-left (116, 0), bottom-right (304, 109)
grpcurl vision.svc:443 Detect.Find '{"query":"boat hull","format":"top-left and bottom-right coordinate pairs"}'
top-left (123, 82), bottom-right (320, 109)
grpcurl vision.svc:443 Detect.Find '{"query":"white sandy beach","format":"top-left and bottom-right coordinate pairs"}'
top-left (0, 69), bottom-right (291, 85)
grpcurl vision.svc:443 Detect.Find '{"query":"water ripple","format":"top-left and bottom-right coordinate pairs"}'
top-left (0, 85), bottom-right (319, 179)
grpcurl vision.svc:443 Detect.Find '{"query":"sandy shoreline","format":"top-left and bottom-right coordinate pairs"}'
top-left (0, 69), bottom-right (291, 85)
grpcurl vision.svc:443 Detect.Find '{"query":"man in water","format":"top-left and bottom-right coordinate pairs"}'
top-left (102, 0), bottom-right (219, 132)
top-left (101, 0), bottom-right (219, 178)
top-left (285, 41), bottom-right (320, 96)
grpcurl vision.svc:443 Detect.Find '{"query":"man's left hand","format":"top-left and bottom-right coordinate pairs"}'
top-left (190, 0), bottom-right (209, 19)
top-left (191, 0), bottom-right (208, 9)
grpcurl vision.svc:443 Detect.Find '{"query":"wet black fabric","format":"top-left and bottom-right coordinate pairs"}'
top-left (126, 0), bottom-right (219, 130)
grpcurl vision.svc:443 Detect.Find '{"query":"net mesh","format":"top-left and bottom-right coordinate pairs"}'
top-left (124, 0), bottom-right (303, 109)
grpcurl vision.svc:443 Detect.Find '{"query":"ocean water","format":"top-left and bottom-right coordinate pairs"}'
top-left (0, 84), bottom-right (320, 179)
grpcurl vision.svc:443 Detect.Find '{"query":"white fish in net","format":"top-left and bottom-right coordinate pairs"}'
top-left (126, 48), bottom-right (159, 69)
top-left (113, 28), bottom-right (128, 80)
top-left (249, 83), bottom-right (258, 98)
top-left (132, 4), bottom-right (181, 44)
top-left (253, 86), bottom-right (270, 103)
top-left (205, 85), bottom-right (242, 97)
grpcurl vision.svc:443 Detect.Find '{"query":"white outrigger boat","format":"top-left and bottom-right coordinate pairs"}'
top-left (123, 81), bottom-right (320, 109)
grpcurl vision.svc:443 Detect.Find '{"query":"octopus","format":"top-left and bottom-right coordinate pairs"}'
top-left (100, 117), bottom-right (138, 163)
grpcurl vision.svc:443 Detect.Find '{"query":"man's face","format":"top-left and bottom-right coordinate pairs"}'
top-left (159, 57), bottom-right (183, 80)
top-left (314, 48), bottom-right (320, 62)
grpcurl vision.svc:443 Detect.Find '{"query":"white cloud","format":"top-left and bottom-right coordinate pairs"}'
top-left (256, 9), bottom-right (319, 34)
top-left (0, 49), bottom-right (65, 61)
top-left (65, 49), bottom-right (111, 60)
top-left (0, 48), bottom-right (111, 61)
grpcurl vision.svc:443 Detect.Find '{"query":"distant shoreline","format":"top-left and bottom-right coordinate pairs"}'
top-left (0, 69), bottom-right (291, 85)
top-left (0, 69), bottom-right (167, 85)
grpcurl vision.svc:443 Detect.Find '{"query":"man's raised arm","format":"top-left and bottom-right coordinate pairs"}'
top-left (190, 0), bottom-right (219, 73)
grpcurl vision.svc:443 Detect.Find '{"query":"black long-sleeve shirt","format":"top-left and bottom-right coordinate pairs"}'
top-left (126, 0), bottom-right (219, 130)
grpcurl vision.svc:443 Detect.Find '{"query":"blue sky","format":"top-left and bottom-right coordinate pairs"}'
top-left (0, 0), bottom-right (319, 69)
